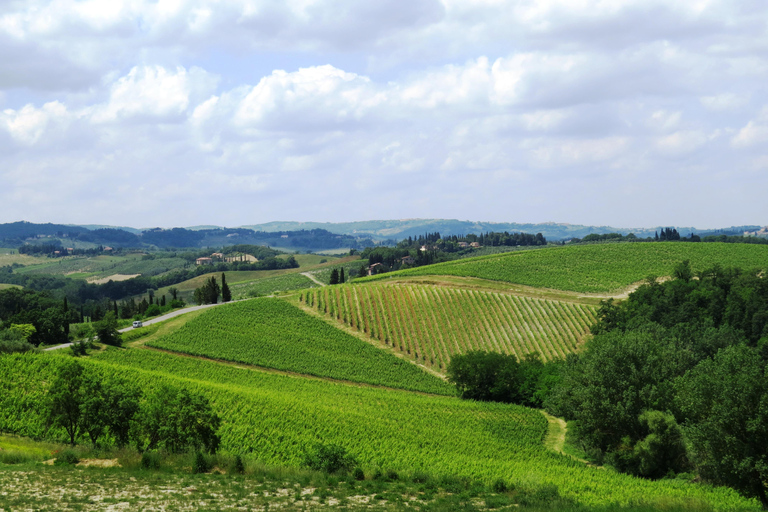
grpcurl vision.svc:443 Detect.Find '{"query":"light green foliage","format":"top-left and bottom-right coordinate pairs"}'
top-left (363, 242), bottom-right (768, 293)
top-left (16, 254), bottom-right (189, 279)
top-left (148, 299), bottom-right (451, 395)
top-left (8, 324), bottom-right (36, 340)
top-left (303, 283), bottom-right (595, 369)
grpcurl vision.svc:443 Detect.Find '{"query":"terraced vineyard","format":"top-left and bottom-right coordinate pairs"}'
top-left (0, 351), bottom-right (757, 510)
top-left (147, 299), bottom-right (451, 395)
top-left (362, 242), bottom-right (768, 293)
top-left (301, 282), bottom-right (596, 369)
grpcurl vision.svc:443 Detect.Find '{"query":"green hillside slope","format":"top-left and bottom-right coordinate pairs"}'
top-left (300, 282), bottom-right (596, 367)
top-left (362, 242), bottom-right (768, 293)
top-left (0, 351), bottom-right (757, 510)
top-left (147, 299), bottom-right (451, 395)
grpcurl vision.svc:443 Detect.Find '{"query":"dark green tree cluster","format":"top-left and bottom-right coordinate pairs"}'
top-left (194, 276), bottom-right (220, 305)
top-left (547, 262), bottom-right (768, 505)
top-left (447, 351), bottom-right (562, 408)
top-left (0, 288), bottom-right (74, 346)
top-left (46, 360), bottom-right (220, 453)
top-left (329, 268), bottom-right (345, 285)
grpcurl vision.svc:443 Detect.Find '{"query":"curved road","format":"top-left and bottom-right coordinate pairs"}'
top-left (44, 301), bottom-right (237, 351)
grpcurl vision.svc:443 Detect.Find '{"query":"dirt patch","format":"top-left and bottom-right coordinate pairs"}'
top-left (77, 459), bottom-right (121, 468)
top-left (88, 274), bottom-right (141, 284)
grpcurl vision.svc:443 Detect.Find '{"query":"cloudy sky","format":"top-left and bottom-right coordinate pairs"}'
top-left (1, 0), bottom-right (766, 229)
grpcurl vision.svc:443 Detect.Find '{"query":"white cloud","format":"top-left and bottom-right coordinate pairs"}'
top-left (92, 65), bottom-right (217, 123)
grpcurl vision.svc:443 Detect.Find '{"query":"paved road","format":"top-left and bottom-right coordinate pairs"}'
top-left (43, 301), bottom-right (236, 351)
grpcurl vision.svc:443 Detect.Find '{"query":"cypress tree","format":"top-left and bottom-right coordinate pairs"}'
top-left (329, 269), bottom-right (339, 285)
top-left (221, 273), bottom-right (232, 303)
top-left (339, 268), bottom-right (345, 283)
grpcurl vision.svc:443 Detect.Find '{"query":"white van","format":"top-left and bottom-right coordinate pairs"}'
top-left (132, 320), bottom-right (143, 328)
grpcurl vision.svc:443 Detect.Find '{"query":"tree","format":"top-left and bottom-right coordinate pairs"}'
top-left (95, 311), bottom-right (122, 347)
top-left (131, 385), bottom-right (221, 453)
top-left (329, 269), bottom-right (339, 285)
top-left (447, 351), bottom-right (521, 403)
top-left (339, 268), bottom-right (345, 283)
top-left (169, 287), bottom-right (179, 301)
top-left (102, 378), bottom-right (142, 448)
top-left (675, 344), bottom-right (768, 506)
top-left (47, 360), bottom-right (84, 446)
top-left (221, 273), bottom-right (232, 303)
top-left (194, 277), bottom-right (220, 305)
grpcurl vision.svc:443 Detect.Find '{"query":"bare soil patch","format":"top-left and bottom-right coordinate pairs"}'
top-left (88, 274), bottom-right (141, 284)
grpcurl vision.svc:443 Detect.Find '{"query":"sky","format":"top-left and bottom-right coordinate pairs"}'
top-left (0, 0), bottom-right (766, 229)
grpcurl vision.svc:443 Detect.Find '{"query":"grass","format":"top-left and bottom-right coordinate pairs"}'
top-left (360, 242), bottom-right (768, 294)
top-left (230, 272), bottom-right (318, 299)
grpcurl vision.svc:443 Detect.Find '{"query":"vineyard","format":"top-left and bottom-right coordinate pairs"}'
top-left (229, 272), bottom-right (318, 299)
top-left (147, 299), bottom-right (451, 395)
top-left (300, 282), bottom-right (596, 368)
top-left (361, 242), bottom-right (768, 293)
top-left (0, 350), bottom-right (758, 510)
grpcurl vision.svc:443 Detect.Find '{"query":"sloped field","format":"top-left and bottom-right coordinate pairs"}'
top-left (147, 299), bottom-right (451, 395)
top-left (300, 282), bottom-right (596, 368)
top-left (0, 351), bottom-right (757, 510)
top-left (361, 242), bottom-right (768, 293)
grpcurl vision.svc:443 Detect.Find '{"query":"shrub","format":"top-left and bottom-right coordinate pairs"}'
top-left (302, 443), bottom-right (357, 474)
top-left (192, 451), bottom-right (211, 474)
top-left (353, 467), bottom-right (365, 481)
top-left (491, 478), bottom-right (508, 493)
top-left (229, 454), bottom-right (245, 475)
top-left (54, 450), bottom-right (80, 465)
top-left (140, 451), bottom-right (161, 470)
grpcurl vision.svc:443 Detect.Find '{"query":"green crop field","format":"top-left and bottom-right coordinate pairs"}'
top-left (147, 299), bottom-right (451, 395)
top-left (362, 242), bottom-right (768, 293)
top-left (0, 351), bottom-right (757, 510)
top-left (14, 254), bottom-right (189, 280)
top-left (301, 282), bottom-right (596, 368)
top-left (230, 272), bottom-right (318, 299)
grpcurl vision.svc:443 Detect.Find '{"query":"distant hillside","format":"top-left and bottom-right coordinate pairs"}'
top-left (0, 222), bottom-right (375, 252)
top-left (243, 219), bottom-right (762, 241)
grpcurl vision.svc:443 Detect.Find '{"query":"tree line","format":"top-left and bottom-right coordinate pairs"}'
top-left (447, 261), bottom-right (768, 506)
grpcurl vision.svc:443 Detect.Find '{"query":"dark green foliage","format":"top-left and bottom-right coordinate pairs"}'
top-left (329, 269), bottom-right (339, 285)
top-left (46, 360), bottom-right (84, 445)
top-left (94, 311), bottom-right (121, 347)
top-left (221, 273), bottom-right (231, 302)
top-left (192, 450), bottom-right (211, 474)
top-left (140, 451), bottom-right (161, 470)
top-left (53, 449), bottom-right (80, 465)
top-left (303, 443), bottom-right (357, 474)
top-left (193, 276), bottom-right (220, 305)
top-left (447, 350), bottom-right (561, 407)
top-left (131, 385), bottom-right (221, 454)
top-left (229, 454), bottom-right (245, 474)
top-left (675, 344), bottom-right (768, 506)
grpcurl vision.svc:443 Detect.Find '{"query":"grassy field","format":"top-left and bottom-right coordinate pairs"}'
top-left (299, 281), bottom-right (596, 368)
top-left (13, 253), bottom-right (189, 280)
top-left (361, 242), bottom-right (768, 293)
top-left (230, 272), bottom-right (318, 299)
top-left (147, 299), bottom-right (451, 395)
top-left (0, 351), bottom-right (757, 510)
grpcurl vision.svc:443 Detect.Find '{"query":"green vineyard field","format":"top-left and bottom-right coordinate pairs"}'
top-left (147, 299), bottom-right (451, 395)
top-left (301, 282), bottom-right (596, 368)
top-left (0, 351), bottom-right (757, 510)
top-left (361, 242), bottom-right (768, 293)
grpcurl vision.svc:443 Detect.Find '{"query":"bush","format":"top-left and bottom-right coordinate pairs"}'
top-left (491, 478), bottom-right (508, 493)
top-left (353, 467), bottom-right (365, 481)
top-left (54, 450), bottom-right (80, 465)
top-left (192, 451), bottom-right (211, 474)
top-left (229, 454), bottom-right (245, 475)
top-left (140, 451), bottom-right (161, 470)
top-left (303, 443), bottom-right (357, 474)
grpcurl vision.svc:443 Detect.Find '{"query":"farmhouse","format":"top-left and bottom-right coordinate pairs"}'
top-left (196, 257), bottom-right (213, 265)
top-left (368, 262), bottom-right (384, 276)
top-left (470, 242), bottom-right (481, 248)
top-left (401, 256), bottom-right (415, 265)
top-left (211, 252), bottom-right (225, 259)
